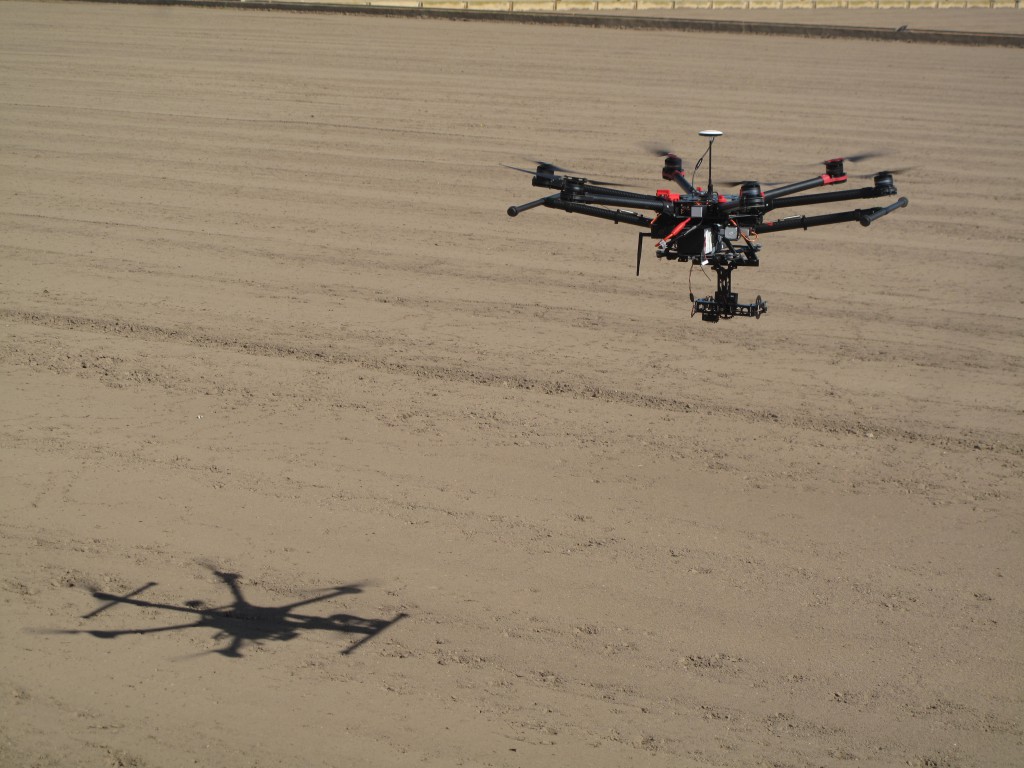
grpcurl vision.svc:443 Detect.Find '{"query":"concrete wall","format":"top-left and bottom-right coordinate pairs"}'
top-left (315, 0), bottom-right (1021, 9)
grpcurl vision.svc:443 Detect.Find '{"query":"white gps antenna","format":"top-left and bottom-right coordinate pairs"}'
top-left (698, 129), bottom-right (723, 193)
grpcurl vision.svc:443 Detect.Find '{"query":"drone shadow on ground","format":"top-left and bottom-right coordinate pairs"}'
top-left (65, 567), bottom-right (407, 658)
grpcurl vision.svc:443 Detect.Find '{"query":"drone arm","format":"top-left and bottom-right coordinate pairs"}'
top-left (571, 191), bottom-right (672, 214)
top-left (757, 210), bottom-right (863, 233)
top-left (545, 198), bottom-right (653, 227)
top-left (859, 196), bottom-right (909, 226)
top-left (666, 170), bottom-right (696, 195)
top-left (763, 174), bottom-right (844, 202)
top-left (525, 174), bottom-right (670, 208)
top-left (531, 175), bottom-right (653, 199)
top-left (757, 198), bottom-right (907, 234)
top-left (507, 193), bottom-right (561, 217)
top-left (769, 184), bottom-right (895, 210)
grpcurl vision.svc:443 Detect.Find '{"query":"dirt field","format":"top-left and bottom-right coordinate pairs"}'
top-left (1, 2), bottom-right (1022, 766)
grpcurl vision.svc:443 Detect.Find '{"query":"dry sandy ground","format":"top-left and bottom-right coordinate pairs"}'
top-left (1, 2), bottom-right (1022, 766)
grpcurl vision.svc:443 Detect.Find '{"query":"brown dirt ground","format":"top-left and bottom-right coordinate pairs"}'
top-left (1, 2), bottom-right (1022, 766)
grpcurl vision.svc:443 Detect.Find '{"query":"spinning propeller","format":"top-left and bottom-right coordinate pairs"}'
top-left (850, 167), bottom-right (912, 179)
top-left (501, 160), bottom-right (633, 188)
top-left (722, 151), bottom-right (898, 187)
top-left (828, 151), bottom-right (886, 164)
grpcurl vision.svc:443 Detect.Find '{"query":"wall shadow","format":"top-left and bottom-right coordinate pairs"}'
top-left (67, 566), bottom-right (407, 658)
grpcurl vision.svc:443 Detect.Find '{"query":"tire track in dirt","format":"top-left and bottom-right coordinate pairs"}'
top-left (5, 306), bottom-right (1020, 456)
top-left (6, 225), bottom-right (1021, 375)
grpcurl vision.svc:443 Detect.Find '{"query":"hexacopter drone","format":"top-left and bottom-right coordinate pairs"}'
top-left (506, 130), bottom-right (908, 322)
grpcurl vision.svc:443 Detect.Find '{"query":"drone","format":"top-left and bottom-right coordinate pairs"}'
top-left (506, 130), bottom-right (908, 322)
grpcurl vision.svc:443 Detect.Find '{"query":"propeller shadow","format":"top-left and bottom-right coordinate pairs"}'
top-left (68, 567), bottom-right (407, 658)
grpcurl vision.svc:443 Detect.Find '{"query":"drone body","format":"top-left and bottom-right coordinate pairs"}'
top-left (506, 131), bottom-right (908, 322)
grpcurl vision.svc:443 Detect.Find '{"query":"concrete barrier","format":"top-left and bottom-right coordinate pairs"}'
top-left (70, 0), bottom-right (1024, 45)
top-left (328, 0), bottom-right (1022, 8)
top-left (245, 0), bottom-right (1022, 7)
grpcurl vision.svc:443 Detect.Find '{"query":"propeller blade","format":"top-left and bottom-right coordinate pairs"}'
top-left (844, 151), bottom-right (886, 163)
top-left (503, 162), bottom-right (638, 188)
top-left (824, 151), bottom-right (888, 165)
top-left (501, 163), bottom-right (540, 175)
top-left (643, 142), bottom-right (677, 158)
top-left (525, 158), bottom-right (581, 174)
top-left (721, 179), bottom-right (787, 187)
top-left (850, 167), bottom-right (912, 179)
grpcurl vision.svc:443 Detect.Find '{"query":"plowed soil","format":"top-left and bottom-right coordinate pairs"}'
top-left (1, 3), bottom-right (1022, 766)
